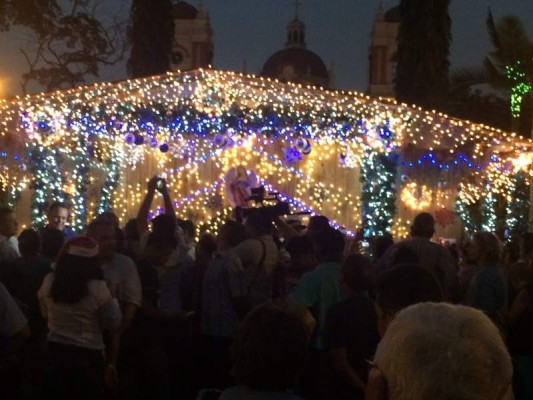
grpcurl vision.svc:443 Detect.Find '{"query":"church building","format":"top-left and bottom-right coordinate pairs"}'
top-left (260, 13), bottom-right (333, 88)
top-left (170, 1), bottom-right (213, 71)
top-left (368, 4), bottom-right (400, 98)
top-left (170, 1), bottom-right (399, 96)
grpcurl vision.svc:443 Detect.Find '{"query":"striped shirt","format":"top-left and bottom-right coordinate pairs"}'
top-left (201, 252), bottom-right (247, 338)
top-left (375, 237), bottom-right (458, 300)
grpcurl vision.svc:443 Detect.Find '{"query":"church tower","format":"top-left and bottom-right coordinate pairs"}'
top-left (368, 4), bottom-right (400, 97)
top-left (171, 1), bottom-right (213, 71)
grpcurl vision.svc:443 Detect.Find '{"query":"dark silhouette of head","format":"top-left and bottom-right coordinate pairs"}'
top-left (286, 235), bottom-right (317, 273)
top-left (145, 232), bottom-right (178, 266)
top-left (313, 227), bottom-right (345, 263)
top-left (375, 263), bottom-right (443, 337)
top-left (374, 233), bottom-right (394, 260)
top-left (410, 212), bottom-right (435, 239)
top-left (196, 232), bottom-right (217, 262)
top-left (18, 229), bottom-right (40, 258)
top-left (244, 213), bottom-right (272, 239)
top-left (342, 253), bottom-right (374, 293)
top-left (50, 236), bottom-right (103, 304)
top-left (124, 218), bottom-right (140, 241)
top-left (390, 245), bottom-right (419, 268)
top-left (306, 215), bottom-right (330, 237)
top-left (231, 303), bottom-right (309, 392)
top-left (97, 211), bottom-right (120, 229)
top-left (86, 219), bottom-right (117, 260)
top-left (40, 227), bottom-right (65, 260)
top-left (178, 219), bottom-right (196, 245)
top-left (217, 220), bottom-right (245, 251)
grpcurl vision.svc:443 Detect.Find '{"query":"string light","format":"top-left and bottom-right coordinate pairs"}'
top-left (0, 68), bottom-right (530, 236)
top-left (400, 182), bottom-right (432, 210)
top-left (506, 62), bottom-right (532, 118)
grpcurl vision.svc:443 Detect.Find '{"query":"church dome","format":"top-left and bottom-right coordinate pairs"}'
top-left (173, 1), bottom-right (198, 19)
top-left (261, 48), bottom-right (329, 86)
top-left (260, 17), bottom-right (330, 88)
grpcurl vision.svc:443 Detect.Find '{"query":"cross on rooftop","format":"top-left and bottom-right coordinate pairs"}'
top-left (293, 0), bottom-right (302, 17)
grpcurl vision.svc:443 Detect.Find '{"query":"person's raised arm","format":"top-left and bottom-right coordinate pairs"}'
top-left (158, 178), bottom-right (176, 218)
top-left (137, 176), bottom-right (159, 236)
top-left (273, 217), bottom-right (300, 240)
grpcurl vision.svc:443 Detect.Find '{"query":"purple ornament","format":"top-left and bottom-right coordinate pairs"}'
top-left (295, 138), bottom-right (306, 150)
top-left (283, 146), bottom-right (302, 163)
top-left (213, 134), bottom-right (228, 148)
top-left (124, 133), bottom-right (135, 144)
top-left (149, 138), bottom-right (159, 148)
top-left (159, 143), bottom-right (169, 153)
top-left (134, 135), bottom-right (144, 145)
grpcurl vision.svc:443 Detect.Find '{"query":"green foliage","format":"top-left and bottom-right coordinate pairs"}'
top-left (456, 174), bottom-right (530, 239)
top-left (360, 151), bottom-right (397, 237)
top-left (446, 11), bottom-right (533, 136)
top-left (506, 172), bottom-right (530, 238)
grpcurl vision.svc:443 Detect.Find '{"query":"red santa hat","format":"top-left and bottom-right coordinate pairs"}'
top-left (64, 236), bottom-right (99, 258)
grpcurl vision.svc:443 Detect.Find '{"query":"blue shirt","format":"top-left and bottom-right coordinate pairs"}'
top-left (468, 263), bottom-right (507, 326)
top-left (63, 226), bottom-right (77, 241)
top-left (290, 262), bottom-right (343, 350)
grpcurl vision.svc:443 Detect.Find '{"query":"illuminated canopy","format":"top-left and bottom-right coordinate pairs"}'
top-left (0, 68), bottom-right (531, 237)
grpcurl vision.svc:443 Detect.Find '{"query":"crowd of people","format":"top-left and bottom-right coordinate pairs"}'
top-left (0, 176), bottom-right (532, 400)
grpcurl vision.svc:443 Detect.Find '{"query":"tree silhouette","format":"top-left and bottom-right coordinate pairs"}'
top-left (449, 11), bottom-right (533, 134)
top-left (128, 0), bottom-right (174, 79)
top-left (395, 0), bottom-right (451, 109)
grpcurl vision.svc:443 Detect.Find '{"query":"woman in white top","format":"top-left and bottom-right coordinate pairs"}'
top-left (38, 236), bottom-right (122, 400)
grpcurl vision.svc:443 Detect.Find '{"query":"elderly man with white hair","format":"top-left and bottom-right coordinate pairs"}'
top-left (365, 302), bottom-right (514, 400)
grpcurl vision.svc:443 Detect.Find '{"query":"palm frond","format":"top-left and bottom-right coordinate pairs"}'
top-left (496, 16), bottom-right (531, 62)
top-left (486, 9), bottom-right (501, 51)
top-left (483, 57), bottom-right (510, 89)
top-left (450, 67), bottom-right (487, 90)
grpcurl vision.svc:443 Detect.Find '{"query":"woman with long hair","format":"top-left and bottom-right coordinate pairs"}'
top-left (38, 236), bottom-right (122, 399)
top-left (466, 232), bottom-right (508, 332)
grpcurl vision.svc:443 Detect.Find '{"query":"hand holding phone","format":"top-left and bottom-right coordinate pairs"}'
top-left (155, 176), bottom-right (167, 193)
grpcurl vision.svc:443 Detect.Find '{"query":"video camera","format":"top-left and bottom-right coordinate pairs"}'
top-left (235, 186), bottom-right (291, 224)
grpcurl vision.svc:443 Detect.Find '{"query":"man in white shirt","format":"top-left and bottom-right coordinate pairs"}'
top-left (0, 207), bottom-right (19, 263)
top-left (86, 219), bottom-right (141, 331)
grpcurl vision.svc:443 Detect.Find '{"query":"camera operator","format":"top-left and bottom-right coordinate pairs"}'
top-left (231, 214), bottom-right (279, 309)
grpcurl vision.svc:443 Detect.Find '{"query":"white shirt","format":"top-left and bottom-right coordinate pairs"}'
top-left (38, 274), bottom-right (122, 350)
top-left (0, 234), bottom-right (19, 263)
top-left (101, 253), bottom-right (142, 307)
